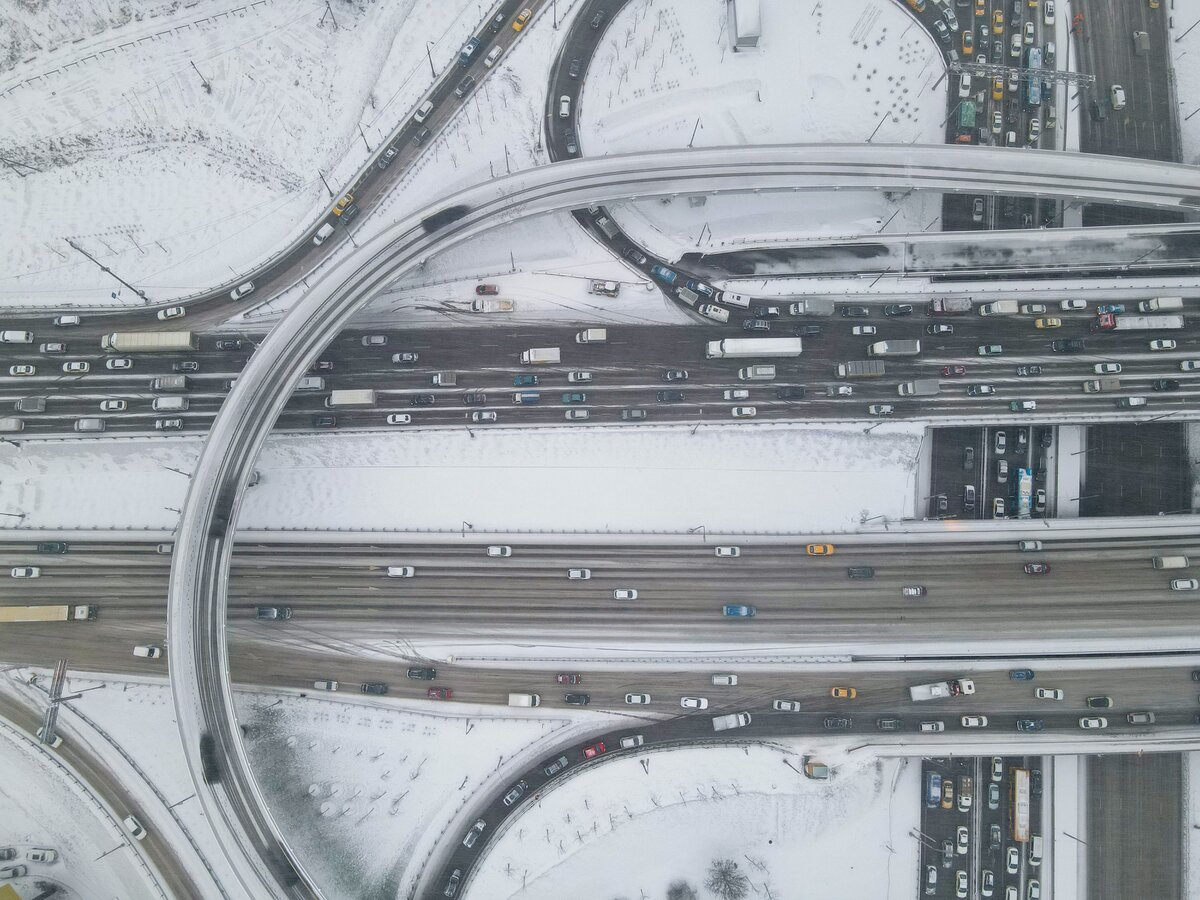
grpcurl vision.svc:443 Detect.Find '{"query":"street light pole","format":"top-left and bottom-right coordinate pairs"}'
top-left (425, 42), bottom-right (436, 79)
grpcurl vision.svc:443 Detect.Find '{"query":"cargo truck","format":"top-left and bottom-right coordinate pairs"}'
top-left (978, 300), bottom-right (1020, 316)
top-left (1091, 313), bottom-right (1184, 332)
top-left (431, 372), bottom-right (457, 387)
top-left (470, 298), bottom-right (514, 313)
top-left (507, 693), bottom-right (541, 707)
top-left (786, 298), bottom-right (836, 317)
top-left (868, 339), bottom-right (921, 357)
top-left (101, 331), bottom-right (197, 353)
top-left (575, 328), bottom-right (607, 344)
top-left (898, 378), bottom-right (941, 397)
top-left (326, 389), bottom-right (377, 408)
top-left (909, 678), bottom-right (975, 701)
top-left (927, 298), bottom-right (973, 315)
top-left (1138, 296), bottom-right (1183, 312)
top-left (837, 360), bottom-right (886, 378)
top-left (520, 347), bottom-right (561, 365)
top-left (705, 338), bottom-right (803, 359)
top-left (1082, 377), bottom-right (1121, 393)
top-left (589, 280), bottom-right (620, 297)
top-left (150, 375), bottom-right (189, 392)
top-left (712, 711), bottom-right (752, 731)
top-left (0, 605), bottom-right (97, 623)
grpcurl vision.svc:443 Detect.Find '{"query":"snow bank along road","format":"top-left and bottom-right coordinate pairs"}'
top-left (163, 145), bottom-right (1200, 900)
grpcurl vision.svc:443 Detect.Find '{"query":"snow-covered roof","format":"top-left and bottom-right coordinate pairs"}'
top-left (733, 0), bottom-right (761, 37)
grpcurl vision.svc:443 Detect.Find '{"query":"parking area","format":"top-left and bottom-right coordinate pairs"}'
top-left (919, 755), bottom-right (1046, 899)
top-left (1079, 422), bottom-right (1190, 517)
top-left (929, 426), bottom-right (1055, 521)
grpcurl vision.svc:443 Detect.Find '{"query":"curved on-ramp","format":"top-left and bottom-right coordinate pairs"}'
top-left (166, 144), bottom-right (1200, 899)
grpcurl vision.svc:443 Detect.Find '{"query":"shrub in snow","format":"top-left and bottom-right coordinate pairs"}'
top-left (705, 859), bottom-right (749, 900)
top-left (667, 881), bottom-right (698, 900)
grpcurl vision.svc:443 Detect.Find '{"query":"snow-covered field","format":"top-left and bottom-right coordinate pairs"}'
top-left (1169, 11), bottom-right (1200, 166)
top-left (0, 422), bottom-right (924, 533)
top-left (470, 743), bottom-right (920, 900)
top-left (579, 0), bottom-right (945, 262)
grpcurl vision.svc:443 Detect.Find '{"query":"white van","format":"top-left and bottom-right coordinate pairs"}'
top-left (295, 376), bottom-right (325, 392)
top-left (484, 46), bottom-right (503, 68)
top-left (0, 417), bottom-right (24, 433)
top-left (133, 645), bottom-right (162, 659)
top-left (414, 100), bottom-right (434, 123)
top-left (0, 331), bottom-right (33, 343)
top-left (1152, 556), bottom-right (1189, 569)
top-left (313, 223), bottom-right (335, 245)
top-left (152, 396), bottom-right (188, 412)
top-left (74, 417), bottom-right (105, 433)
top-left (699, 304), bottom-right (729, 323)
top-left (711, 674), bottom-right (738, 686)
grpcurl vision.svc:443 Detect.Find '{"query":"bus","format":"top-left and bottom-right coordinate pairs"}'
top-left (1026, 48), bottom-right (1043, 107)
top-left (1017, 468), bottom-right (1033, 519)
top-left (1011, 768), bottom-right (1031, 842)
top-left (959, 101), bottom-right (977, 132)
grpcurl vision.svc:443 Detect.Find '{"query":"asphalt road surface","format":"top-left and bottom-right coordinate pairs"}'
top-left (1080, 421), bottom-right (1191, 516)
top-left (1087, 751), bottom-right (1181, 900)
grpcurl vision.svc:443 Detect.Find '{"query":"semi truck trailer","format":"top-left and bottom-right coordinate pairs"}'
top-left (908, 678), bottom-right (975, 701)
top-left (0, 605), bottom-right (97, 623)
top-left (705, 338), bottom-right (804, 359)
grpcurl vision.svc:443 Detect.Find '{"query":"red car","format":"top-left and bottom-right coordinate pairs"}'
top-left (555, 673), bottom-right (581, 685)
top-left (475, 284), bottom-right (500, 295)
top-left (583, 742), bottom-right (606, 759)
top-left (1023, 563), bottom-right (1051, 575)
top-left (941, 365), bottom-right (967, 376)
top-left (427, 687), bottom-right (453, 700)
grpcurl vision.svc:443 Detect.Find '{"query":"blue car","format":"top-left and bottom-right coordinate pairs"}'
top-left (561, 392), bottom-right (587, 404)
top-left (1096, 304), bottom-right (1125, 315)
top-left (513, 374), bottom-right (539, 387)
top-left (1016, 719), bottom-right (1044, 732)
top-left (1009, 668), bottom-right (1035, 681)
top-left (722, 604), bottom-right (756, 618)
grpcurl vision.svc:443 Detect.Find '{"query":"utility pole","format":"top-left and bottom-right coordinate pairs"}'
top-left (190, 61), bottom-right (211, 94)
top-left (66, 240), bottom-right (147, 301)
top-left (426, 42), bottom-right (437, 79)
top-left (687, 117), bottom-right (702, 148)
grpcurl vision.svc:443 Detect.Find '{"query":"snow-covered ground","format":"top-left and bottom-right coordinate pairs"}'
top-left (578, 0), bottom-right (945, 262)
top-left (469, 743), bottom-right (920, 900)
top-left (1169, 11), bottom-right (1200, 166)
top-left (0, 422), bottom-right (923, 533)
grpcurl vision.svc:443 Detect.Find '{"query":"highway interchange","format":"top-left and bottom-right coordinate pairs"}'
top-left (1, 0), bottom-right (1197, 898)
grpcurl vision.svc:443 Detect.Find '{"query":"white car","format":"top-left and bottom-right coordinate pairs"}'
top-left (157, 306), bottom-right (185, 320)
top-left (471, 411), bottom-right (498, 423)
top-left (486, 545), bottom-right (512, 557)
top-left (991, 756), bottom-right (1004, 781)
top-left (1079, 716), bottom-right (1108, 729)
top-left (852, 325), bottom-right (876, 336)
top-left (8, 365), bottom-right (35, 376)
top-left (1150, 339), bottom-right (1176, 351)
top-left (1061, 299), bottom-right (1087, 310)
top-left (10, 567), bottom-right (40, 578)
top-left (132, 645), bottom-right (162, 659)
top-left (386, 566), bottom-right (415, 578)
top-left (1035, 688), bottom-right (1064, 700)
top-left (1019, 304), bottom-right (1046, 314)
top-left (959, 73), bottom-right (972, 98)
top-left (613, 588), bottom-right (638, 600)
top-left (961, 715), bottom-right (989, 728)
top-left (919, 721), bottom-right (944, 733)
top-left (731, 406), bottom-right (756, 418)
top-left (565, 409), bottom-right (589, 420)
top-left (106, 357), bottom-right (133, 370)
top-left (1171, 578), bottom-right (1199, 591)
top-left (1043, 0), bottom-right (1054, 24)
top-left (992, 111), bottom-right (1003, 134)
top-left (1018, 540), bottom-right (1043, 551)
top-left (956, 826), bottom-right (969, 854)
top-left (361, 334), bottom-right (387, 347)
top-left (229, 282), bottom-right (255, 300)
top-left (62, 361), bottom-right (89, 374)
top-left (123, 815), bottom-right (147, 841)
top-left (1028, 880), bottom-right (1041, 900)
top-left (723, 389), bottom-right (750, 401)
top-left (624, 693), bottom-right (651, 705)
top-left (100, 400), bottom-right (127, 412)
top-left (1006, 846), bottom-right (1019, 874)
top-left (567, 371), bottom-right (592, 383)
top-left (26, 848), bottom-right (57, 863)
top-left (1110, 84), bottom-right (1126, 109)
top-left (385, 414), bottom-right (412, 425)
top-left (1023, 21), bottom-right (1034, 43)
top-left (558, 95), bottom-right (571, 117)
top-left (715, 546), bottom-right (741, 558)
top-left (567, 568), bottom-right (591, 580)
top-left (680, 697), bottom-right (709, 710)
top-left (314, 680), bottom-right (338, 691)
top-left (1181, 360), bottom-right (1200, 371)
top-left (1094, 363), bottom-right (1122, 374)
top-left (772, 699), bottom-right (803, 712)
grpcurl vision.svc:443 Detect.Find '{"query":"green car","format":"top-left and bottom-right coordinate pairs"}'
top-left (561, 392), bottom-right (587, 404)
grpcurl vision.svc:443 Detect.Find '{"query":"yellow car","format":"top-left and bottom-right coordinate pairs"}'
top-left (831, 687), bottom-right (858, 700)
top-left (512, 7), bottom-right (532, 30)
top-left (332, 193), bottom-right (354, 216)
top-left (1034, 317), bottom-right (1063, 329)
top-left (962, 31), bottom-right (973, 55)
top-left (1149, 0), bottom-right (1160, 7)
top-left (975, 0), bottom-right (985, 15)
top-left (806, 543), bottom-right (835, 556)
top-left (992, 77), bottom-right (1004, 101)
top-left (993, 9), bottom-right (1004, 32)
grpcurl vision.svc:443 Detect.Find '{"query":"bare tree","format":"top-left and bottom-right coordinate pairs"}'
top-left (705, 859), bottom-right (749, 900)
top-left (667, 881), bottom-right (698, 900)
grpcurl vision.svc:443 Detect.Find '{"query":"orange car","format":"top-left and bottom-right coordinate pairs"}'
top-left (831, 687), bottom-right (858, 700)
top-left (806, 543), bottom-right (835, 556)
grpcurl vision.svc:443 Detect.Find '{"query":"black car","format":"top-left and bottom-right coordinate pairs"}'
top-left (883, 303), bottom-right (913, 317)
top-left (341, 204), bottom-right (361, 225)
top-left (410, 394), bottom-right (436, 406)
top-left (590, 11), bottom-right (606, 28)
top-left (312, 415), bottom-right (337, 428)
top-left (562, 128), bottom-right (578, 155)
top-left (1017, 365), bottom-right (1043, 376)
top-left (847, 566), bottom-right (875, 578)
top-left (1051, 338), bottom-right (1086, 352)
top-left (215, 339), bottom-right (243, 351)
top-left (255, 606), bottom-right (293, 621)
top-left (489, 11), bottom-right (506, 30)
top-left (623, 247), bottom-right (648, 266)
top-left (568, 58), bottom-right (583, 78)
top-left (564, 693), bottom-right (590, 705)
top-left (173, 361), bottom-right (200, 373)
top-left (621, 407), bottom-right (647, 420)
top-left (412, 126), bottom-right (431, 145)
top-left (1016, 718), bottom-right (1044, 732)
top-left (776, 386), bottom-right (807, 400)
top-left (454, 75), bottom-right (475, 98)
top-left (840, 305), bottom-right (870, 318)
top-left (1038, 427), bottom-right (1053, 448)
top-left (926, 323), bottom-right (953, 335)
top-left (406, 667), bottom-right (437, 680)
top-left (823, 715), bottom-right (852, 730)
top-left (1086, 696), bottom-right (1113, 708)
top-left (663, 369), bottom-right (688, 382)
top-left (463, 393), bottom-right (487, 405)
top-left (377, 146), bottom-right (398, 170)
top-left (543, 755), bottom-right (570, 776)
top-left (36, 542), bottom-right (69, 553)
top-left (742, 319), bottom-right (771, 332)
top-left (941, 839), bottom-right (954, 869)
top-left (360, 682), bottom-right (388, 695)
top-left (876, 717), bottom-right (902, 731)
top-left (793, 325), bottom-right (822, 337)
top-left (1031, 768), bottom-right (1043, 797)
top-left (657, 391), bottom-right (684, 402)
top-left (963, 446), bottom-right (975, 469)
top-left (311, 360), bottom-right (334, 372)
top-left (1153, 378), bottom-right (1181, 391)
